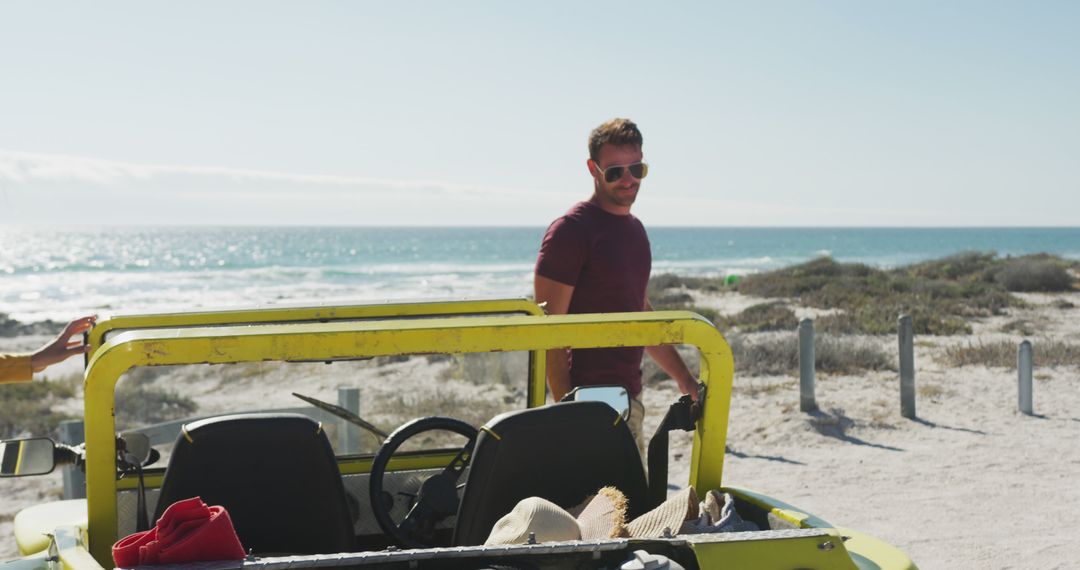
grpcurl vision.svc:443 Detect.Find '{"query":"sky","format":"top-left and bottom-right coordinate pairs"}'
top-left (0, 1), bottom-right (1078, 227)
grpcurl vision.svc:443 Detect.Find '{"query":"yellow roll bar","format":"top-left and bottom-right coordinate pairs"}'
top-left (87, 298), bottom-right (548, 409)
top-left (88, 298), bottom-right (546, 353)
top-left (82, 310), bottom-right (732, 565)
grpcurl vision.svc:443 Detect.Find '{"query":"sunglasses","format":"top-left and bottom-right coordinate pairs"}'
top-left (594, 161), bottom-right (649, 183)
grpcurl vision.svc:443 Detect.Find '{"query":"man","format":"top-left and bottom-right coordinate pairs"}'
top-left (534, 118), bottom-right (698, 451)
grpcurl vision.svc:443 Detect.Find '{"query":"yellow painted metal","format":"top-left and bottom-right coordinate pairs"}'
top-left (81, 310), bottom-right (732, 565)
top-left (87, 298), bottom-right (548, 408)
top-left (687, 528), bottom-right (858, 569)
top-left (54, 525), bottom-right (104, 570)
top-left (113, 451), bottom-right (461, 492)
top-left (115, 473), bottom-right (163, 491)
top-left (87, 298), bottom-right (546, 351)
top-left (4, 525), bottom-right (104, 570)
top-left (839, 527), bottom-right (920, 570)
top-left (723, 485), bottom-right (833, 529)
top-left (12, 500), bottom-right (86, 556)
top-left (337, 452), bottom-right (459, 475)
top-left (719, 487), bottom-right (918, 568)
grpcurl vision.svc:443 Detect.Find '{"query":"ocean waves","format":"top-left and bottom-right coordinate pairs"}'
top-left (4, 226), bottom-right (1080, 323)
top-left (0, 264), bottom-right (537, 323)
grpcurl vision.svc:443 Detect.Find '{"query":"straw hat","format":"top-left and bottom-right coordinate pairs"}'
top-left (484, 487), bottom-right (629, 545)
top-left (573, 486), bottom-right (629, 540)
top-left (485, 487), bottom-right (708, 545)
top-left (625, 487), bottom-right (699, 539)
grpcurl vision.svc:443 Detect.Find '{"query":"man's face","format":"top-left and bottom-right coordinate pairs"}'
top-left (590, 143), bottom-right (644, 212)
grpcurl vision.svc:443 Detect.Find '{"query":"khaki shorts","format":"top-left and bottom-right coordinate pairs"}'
top-left (627, 394), bottom-right (646, 459)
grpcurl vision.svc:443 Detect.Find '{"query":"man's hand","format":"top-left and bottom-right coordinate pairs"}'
top-left (31, 315), bottom-right (97, 372)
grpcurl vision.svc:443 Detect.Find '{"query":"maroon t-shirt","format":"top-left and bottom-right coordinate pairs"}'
top-left (535, 200), bottom-right (652, 397)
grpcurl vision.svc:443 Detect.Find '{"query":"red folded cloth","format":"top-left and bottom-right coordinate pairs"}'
top-left (113, 497), bottom-right (246, 567)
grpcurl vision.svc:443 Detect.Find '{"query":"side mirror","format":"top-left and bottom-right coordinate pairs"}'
top-left (120, 432), bottom-right (152, 466)
top-left (0, 437), bottom-right (57, 477)
top-left (561, 385), bottom-right (630, 421)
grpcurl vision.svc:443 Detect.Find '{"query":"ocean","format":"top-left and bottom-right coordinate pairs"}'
top-left (2, 226), bottom-right (1080, 323)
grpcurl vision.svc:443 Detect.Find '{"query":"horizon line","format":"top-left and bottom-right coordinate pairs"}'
top-left (4, 223), bottom-right (1080, 230)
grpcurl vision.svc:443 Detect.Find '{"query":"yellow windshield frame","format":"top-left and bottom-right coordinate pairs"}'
top-left (88, 298), bottom-right (546, 352)
top-left (82, 310), bottom-right (733, 565)
top-left (87, 298), bottom-right (548, 408)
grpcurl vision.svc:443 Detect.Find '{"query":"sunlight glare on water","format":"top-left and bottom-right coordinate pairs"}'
top-left (2, 226), bottom-right (1080, 323)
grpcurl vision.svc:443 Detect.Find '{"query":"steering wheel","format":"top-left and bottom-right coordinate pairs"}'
top-left (369, 416), bottom-right (479, 549)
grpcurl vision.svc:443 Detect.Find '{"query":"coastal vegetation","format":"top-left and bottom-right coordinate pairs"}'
top-left (941, 338), bottom-right (1080, 369)
top-left (643, 333), bottom-right (893, 383)
top-left (0, 374), bottom-right (78, 439)
top-left (114, 367), bottom-right (198, 430)
top-left (651, 252), bottom-right (1078, 337)
top-left (727, 333), bottom-right (895, 376)
top-left (0, 314), bottom-right (63, 337)
top-left (720, 302), bottom-right (799, 333)
top-left (0, 366), bottom-right (198, 439)
top-left (1, 252), bottom-right (1076, 435)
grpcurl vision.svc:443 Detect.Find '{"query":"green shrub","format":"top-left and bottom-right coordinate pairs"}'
top-left (0, 313), bottom-right (65, 338)
top-left (726, 334), bottom-right (796, 376)
top-left (654, 291), bottom-right (694, 307)
top-left (436, 352), bottom-right (528, 389)
top-left (648, 273), bottom-right (728, 296)
top-left (372, 386), bottom-right (510, 442)
top-left (941, 341), bottom-right (1013, 368)
top-left (1000, 319), bottom-right (1036, 336)
top-left (814, 335), bottom-right (895, 374)
top-left (818, 308), bottom-right (971, 336)
top-left (648, 273), bottom-right (685, 294)
top-left (115, 384), bottom-right (198, 430)
top-left (0, 375), bottom-right (79, 438)
top-left (729, 254), bottom-right (1073, 335)
top-left (720, 302), bottom-right (798, 332)
top-left (994, 255), bottom-right (1075, 292)
top-left (726, 333), bottom-right (894, 376)
top-left (941, 338), bottom-right (1080, 368)
top-left (902, 251), bottom-right (1000, 282)
top-left (736, 257), bottom-right (875, 298)
top-left (656, 252), bottom-right (1073, 336)
top-left (645, 278), bottom-right (721, 323)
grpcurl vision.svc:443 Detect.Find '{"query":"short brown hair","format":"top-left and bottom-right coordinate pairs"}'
top-left (588, 118), bottom-right (643, 162)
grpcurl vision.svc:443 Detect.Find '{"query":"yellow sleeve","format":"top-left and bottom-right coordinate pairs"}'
top-left (0, 353), bottom-right (34, 384)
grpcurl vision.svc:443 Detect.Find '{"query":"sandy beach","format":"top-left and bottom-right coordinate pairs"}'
top-left (3, 288), bottom-right (1079, 568)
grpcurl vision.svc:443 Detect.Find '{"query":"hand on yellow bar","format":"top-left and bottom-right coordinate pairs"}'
top-left (30, 315), bottom-right (97, 372)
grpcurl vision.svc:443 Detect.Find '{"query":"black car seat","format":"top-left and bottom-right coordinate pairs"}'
top-left (153, 413), bottom-right (355, 555)
top-left (452, 401), bottom-right (649, 546)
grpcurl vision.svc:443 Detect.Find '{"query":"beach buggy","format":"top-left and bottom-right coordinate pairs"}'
top-left (1, 298), bottom-right (916, 569)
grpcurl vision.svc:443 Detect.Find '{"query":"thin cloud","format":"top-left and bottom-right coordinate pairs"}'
top-left (0, 149), bottom-right (539, 197)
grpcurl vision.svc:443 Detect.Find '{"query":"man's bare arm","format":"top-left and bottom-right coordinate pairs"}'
top-left (643, 299), bottom-right (699, 400)
top-left (535, 274), bottom-right (575, 401)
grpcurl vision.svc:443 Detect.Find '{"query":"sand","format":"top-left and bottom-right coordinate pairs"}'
top-left (3, 291), bottom-right (1079, 568)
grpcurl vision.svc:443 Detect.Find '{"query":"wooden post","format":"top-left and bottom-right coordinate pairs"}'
top-left (1018, 340), bottom-right (1033, 415)
top-left (59, 419), bottom-right (86, 499)
top-left (338, 387), bottom-right (361, 454)
top-left (798, 318), bottom-right (817, 412)
top-left (898, 315), bottom-right (916, 419)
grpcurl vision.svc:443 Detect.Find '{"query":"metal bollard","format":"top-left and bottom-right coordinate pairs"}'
top-left (59, 419), bottom-right (86, 499)
top-left (798, 318), bottom-right (817, 412)
top-left (338, 387), bottom-right (361, 454)
top-left (898, 315), bottom-right (916, 419)
top-left (1018, 340), bottom-right (1033, 415)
